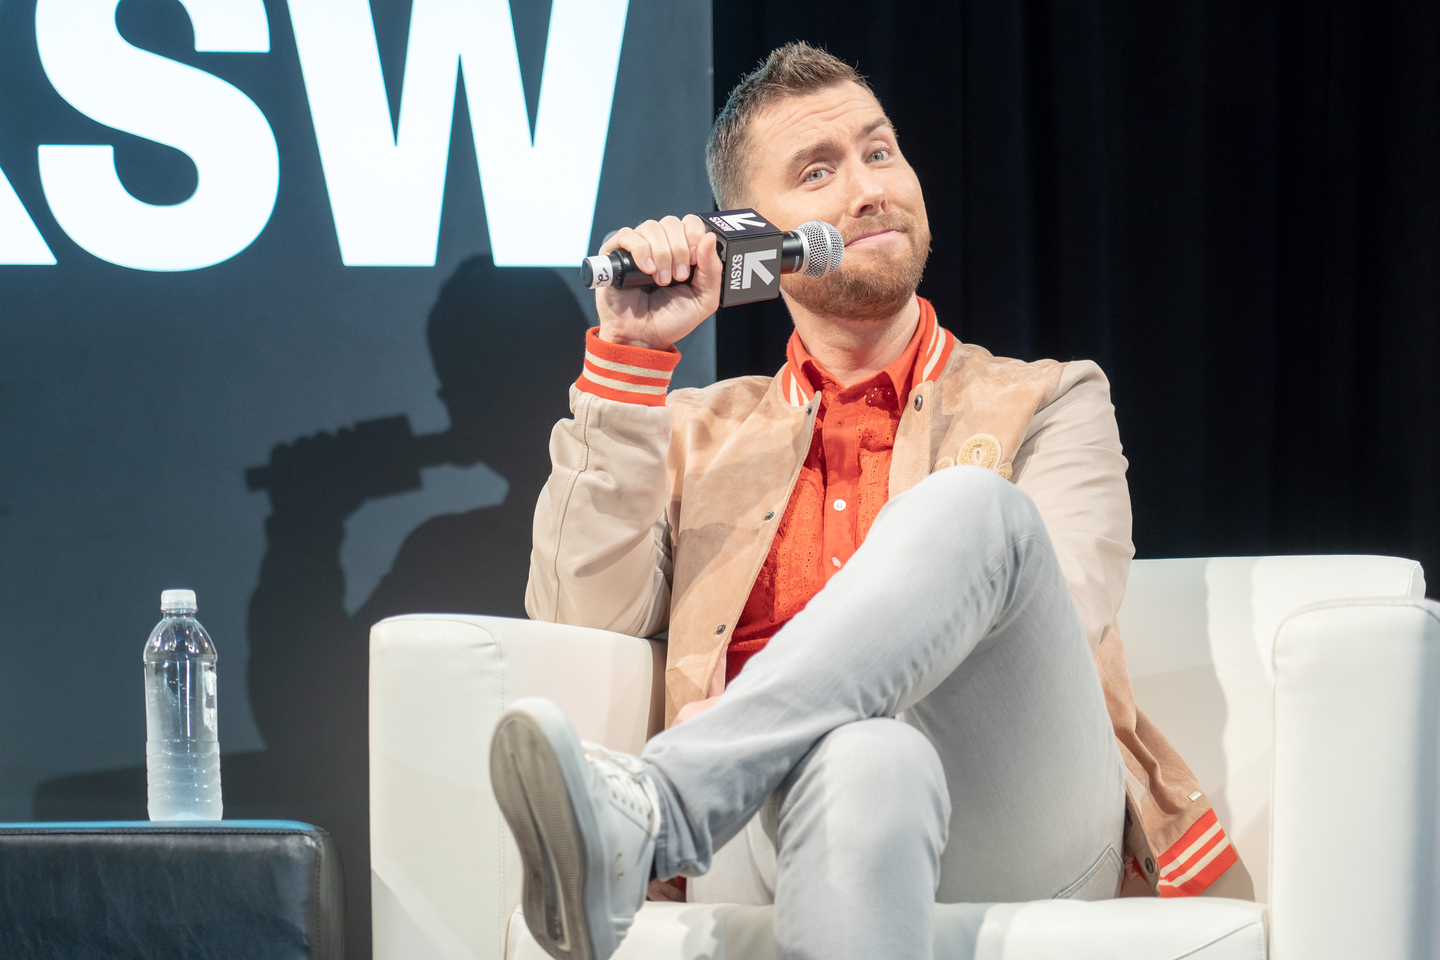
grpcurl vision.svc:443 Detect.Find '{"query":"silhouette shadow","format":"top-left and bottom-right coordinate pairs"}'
top-left (36, 255), bottom-right (589, 959)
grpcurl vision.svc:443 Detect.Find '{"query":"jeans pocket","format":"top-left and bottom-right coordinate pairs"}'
top-left (1053, 844), bottom-right (1123, 901)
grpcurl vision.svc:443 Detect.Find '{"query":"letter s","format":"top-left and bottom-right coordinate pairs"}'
top-left (35, 0), bottom-right (277, 271)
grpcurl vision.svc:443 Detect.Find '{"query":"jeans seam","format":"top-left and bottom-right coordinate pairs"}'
top-left (1052, 843), bottom-right (1121, 900)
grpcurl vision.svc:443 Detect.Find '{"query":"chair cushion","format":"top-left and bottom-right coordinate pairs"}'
top-left (506, 897), bottom-right (1266, 959)
top-left (0, 820), bottom-right (343, 960)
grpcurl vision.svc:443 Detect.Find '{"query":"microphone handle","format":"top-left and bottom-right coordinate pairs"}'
top-left (583, 235), bottom-right (806, 291)
top-left (245, 418), bottom-right (462, 493)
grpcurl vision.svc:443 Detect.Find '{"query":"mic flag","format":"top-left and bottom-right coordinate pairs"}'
top-left (707, 209), bottom-right (784, 307)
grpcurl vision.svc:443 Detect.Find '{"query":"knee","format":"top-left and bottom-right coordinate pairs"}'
top-left (893, 464), bottom-right (1044, 541)
top-left (781, 720), bottom-right (950, 850)
top-left (925, 462), bottom-right (1029, 512)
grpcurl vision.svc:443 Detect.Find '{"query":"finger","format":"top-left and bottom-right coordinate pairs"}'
top-left (688, 232), bottom-right (723, 312)
top-left (659, 216), bottom-right (691, 281)
top-left (681, 214), bottom-right (708, 267)
top-left (692, 231), bottom-right (722, 282)
top-left (601, 227), bottom-right (655, 276)
top-left (633, 220), bottom-right (672, 284)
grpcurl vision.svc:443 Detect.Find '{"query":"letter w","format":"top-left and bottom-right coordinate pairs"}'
top-left (289, 0), bottom-right (628, 267)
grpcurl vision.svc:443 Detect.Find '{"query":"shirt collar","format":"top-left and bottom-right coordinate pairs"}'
top-left (780, 297), bottom-right (954, 408)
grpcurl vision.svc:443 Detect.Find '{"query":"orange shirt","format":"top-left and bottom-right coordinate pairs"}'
top-left (727, 299), bottom-right (946, 683)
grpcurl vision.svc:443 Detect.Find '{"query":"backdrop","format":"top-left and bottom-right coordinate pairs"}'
top-left (0, 1), bottom-right (712, 955)
top-left (715, 0), bottom-right (1439, 589)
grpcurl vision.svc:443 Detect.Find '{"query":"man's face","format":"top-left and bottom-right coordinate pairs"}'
top-left (744, 82), bottom-right (931, 322)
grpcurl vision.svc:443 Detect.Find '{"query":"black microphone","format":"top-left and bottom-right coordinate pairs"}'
top-left (579, 209), bottom-right (843, 307)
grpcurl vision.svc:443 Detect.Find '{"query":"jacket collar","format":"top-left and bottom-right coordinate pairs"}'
top-left (778, 297), bottom-right (956, 407)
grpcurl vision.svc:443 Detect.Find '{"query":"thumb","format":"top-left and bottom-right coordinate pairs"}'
top-left (689, 232), bottom-right (724, 303)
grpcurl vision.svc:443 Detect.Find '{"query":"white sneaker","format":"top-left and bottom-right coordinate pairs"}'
top-left (490, 697), bottom-right (661, 960)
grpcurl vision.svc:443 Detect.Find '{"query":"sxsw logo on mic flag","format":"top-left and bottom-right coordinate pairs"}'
top-left (729, 250), bottom-right (777, 290)
top-left (708, 211), bottom-right (771, 233)
top-left (0, 0), bottom-right (630, 271)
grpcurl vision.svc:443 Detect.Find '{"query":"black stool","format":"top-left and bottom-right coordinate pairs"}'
top-left (0, 820), bottom-right (343, 960)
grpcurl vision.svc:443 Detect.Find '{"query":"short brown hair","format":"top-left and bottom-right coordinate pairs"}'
top-left (706, 43), bottom-right (874, 209)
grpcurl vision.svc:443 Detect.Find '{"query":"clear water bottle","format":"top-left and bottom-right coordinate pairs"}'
top-left (143, 589), bottom-right (222, 820)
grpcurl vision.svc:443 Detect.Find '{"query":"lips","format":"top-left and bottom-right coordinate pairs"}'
top-left (846, 229), bottom-right (901, 248)
top-left (842, 218), bottom-right (911, 247)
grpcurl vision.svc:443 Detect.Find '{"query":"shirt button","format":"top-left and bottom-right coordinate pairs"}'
top-left (832, 557), bottom-right (841, 568)
top-left (833, 499), bottom-right (847, 511)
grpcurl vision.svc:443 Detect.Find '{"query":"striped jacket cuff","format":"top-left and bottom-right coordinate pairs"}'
top-left (1155, 808), bottom-right (1238, 897)
top-left (575, 327), bottom-right (681, 407)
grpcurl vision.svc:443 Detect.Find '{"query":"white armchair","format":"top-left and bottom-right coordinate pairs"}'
top-left (369, 556), bottom-right (1434, 960)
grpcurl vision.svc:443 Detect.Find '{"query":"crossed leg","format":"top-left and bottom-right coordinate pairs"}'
top-left (641, 466), bottom-right (1125, 959)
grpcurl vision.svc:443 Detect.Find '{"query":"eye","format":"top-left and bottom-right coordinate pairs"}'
top-left (869, 149), bottom-right (891, 162)
top-left (805, 168), bottom-right (828, 183)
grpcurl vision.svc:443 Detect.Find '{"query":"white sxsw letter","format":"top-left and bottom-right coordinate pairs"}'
top-left (35, 0), bottom-right (278, 272)
top-left (0, 167), bottom-right (56, 265)
top-left (289, 0), bottom-right (629, 267)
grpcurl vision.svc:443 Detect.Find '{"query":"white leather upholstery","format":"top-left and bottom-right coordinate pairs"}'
top-left (371, 557), bottom-right (1435, 960)
top-left (1117, 555), bottom-right (1426, 902)
top-left (1270, 599), bottom-right (1440, 960)
top-left (508, 897), bottom-right (1268, 960)
top-left (370, 615), bottom-right (660, 960)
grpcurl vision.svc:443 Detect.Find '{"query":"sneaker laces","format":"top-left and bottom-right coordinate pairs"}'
top-left (582, 742), bottom-right (662, 842)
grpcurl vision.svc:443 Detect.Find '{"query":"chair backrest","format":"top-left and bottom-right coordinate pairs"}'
top-left (1116, 555), bottom-right (1425, 903)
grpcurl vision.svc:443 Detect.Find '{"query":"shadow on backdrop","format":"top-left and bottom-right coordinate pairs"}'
top-left (36, 255), bottom-right (588, 959)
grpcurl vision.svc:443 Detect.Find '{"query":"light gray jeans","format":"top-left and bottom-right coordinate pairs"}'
top-left (640, 466), bottom-right (1126, 960)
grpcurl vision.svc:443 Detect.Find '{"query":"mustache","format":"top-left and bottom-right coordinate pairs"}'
top-left (840, 214), bottom-right (915, 245)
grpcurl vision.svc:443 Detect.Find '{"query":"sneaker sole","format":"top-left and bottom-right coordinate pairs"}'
top-left (490, 699), bottom-right (616, 960)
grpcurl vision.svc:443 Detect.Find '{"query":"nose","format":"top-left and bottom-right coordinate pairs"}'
top-left (846, 162), bottom-right (886, 220)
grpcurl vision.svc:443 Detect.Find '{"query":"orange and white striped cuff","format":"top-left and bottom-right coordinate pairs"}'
top-left (575, 327), bottom-right (681, 407)
top-left (1155, 808), bottom-right (1239, 897)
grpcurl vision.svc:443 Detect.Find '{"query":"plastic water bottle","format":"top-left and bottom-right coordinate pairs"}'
top-left (143, 589), bottom-right (222, 820)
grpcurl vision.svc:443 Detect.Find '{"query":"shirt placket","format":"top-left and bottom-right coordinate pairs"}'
top-left (820, 391), bottom-right (862, 582)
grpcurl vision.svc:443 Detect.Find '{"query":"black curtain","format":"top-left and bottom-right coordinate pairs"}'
top-left (713, 0), bottom-right (1440, 588)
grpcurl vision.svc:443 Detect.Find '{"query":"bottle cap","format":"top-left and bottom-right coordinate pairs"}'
top-left (161, 589), bottom-right (197, 612)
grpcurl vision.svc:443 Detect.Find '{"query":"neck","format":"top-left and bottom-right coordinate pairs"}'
top-left (784, 294), bottom-right (921, 388)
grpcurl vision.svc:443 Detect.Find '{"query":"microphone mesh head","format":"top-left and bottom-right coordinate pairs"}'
top-left (795, 221), bottom-right (844, 278)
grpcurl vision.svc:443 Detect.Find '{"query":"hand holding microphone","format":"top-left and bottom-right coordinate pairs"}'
top-left (587, 209), bottom-right (844, 352)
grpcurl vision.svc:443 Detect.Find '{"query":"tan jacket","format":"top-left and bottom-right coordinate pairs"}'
top-left (526, 308), bottom-right (1241, 897)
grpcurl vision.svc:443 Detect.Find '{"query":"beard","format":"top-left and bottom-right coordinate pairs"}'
top-left (781, 210), bottom-right (932, 323)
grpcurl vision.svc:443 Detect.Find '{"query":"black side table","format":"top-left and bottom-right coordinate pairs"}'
top-left (0, 820), bottom-right (343, 960)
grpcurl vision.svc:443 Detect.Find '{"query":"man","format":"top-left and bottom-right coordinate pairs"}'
top-left (491, 43), bottom-right (1243, 960)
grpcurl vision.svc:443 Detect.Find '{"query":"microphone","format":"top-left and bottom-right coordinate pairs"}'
top-left (579, 209), bottom-right (843, 308)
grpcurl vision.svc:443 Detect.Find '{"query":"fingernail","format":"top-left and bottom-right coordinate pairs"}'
top-left (659, 269), bottom-right (671, 285)
top-left (690, 247), bottom-right (698, 264)
top-left (645, 258), bottom-right (656, 272)
top-left (676, 263), bottom-right (689, 280)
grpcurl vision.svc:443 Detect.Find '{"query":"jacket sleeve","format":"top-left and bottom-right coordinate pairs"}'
top-left (1011, 360), bottom-right (1135, 653)
top-left (524, 330), bottom-right (679, 636)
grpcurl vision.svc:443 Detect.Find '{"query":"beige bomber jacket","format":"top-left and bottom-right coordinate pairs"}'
top-left (526, 302), bottom-right (1242, 897)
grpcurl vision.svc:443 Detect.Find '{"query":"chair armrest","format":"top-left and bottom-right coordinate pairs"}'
top-left (1270, 598), bottom-right (1440, 960)
top-left (369, 615), bottom-right (662, 960)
